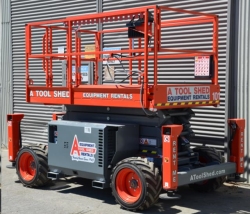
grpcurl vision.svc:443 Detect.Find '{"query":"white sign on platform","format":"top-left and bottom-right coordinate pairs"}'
top-left (72, 65), bottom-right (89, 82)
top-left (58, 46), bottom-right (65, 54)
top-left (103, 47), bottom-right (121, 64)
top-left (194, 56), bottom-right (210, 77)
top-left (167, 86), bottom-right (210, 102)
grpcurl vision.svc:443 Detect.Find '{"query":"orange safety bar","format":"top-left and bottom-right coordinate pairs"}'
top-left (228, 119), bottom-right (245, 174)
top-left (24, 5), bottom-right (219, 110)
top-left (161, 124), bottom-right (183, 190)
top-left (7, 114), bottom-right (24, 162)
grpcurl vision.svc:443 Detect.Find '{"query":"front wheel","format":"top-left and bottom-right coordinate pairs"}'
top-left (16, 146), bottom-right (50, 187)
top-left (110, 157), bottom-right (162, 211)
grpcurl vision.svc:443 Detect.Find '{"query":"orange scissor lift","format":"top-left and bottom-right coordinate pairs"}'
top-left (24, 5), bottom-right (221, 108)
top-left (7, 5), bottom-right (246, 211)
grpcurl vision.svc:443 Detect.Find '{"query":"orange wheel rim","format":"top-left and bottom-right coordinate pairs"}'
top-left (19, 152), bottom-right (36, 181)
top-left (116, 168), bottom-right (142, 203)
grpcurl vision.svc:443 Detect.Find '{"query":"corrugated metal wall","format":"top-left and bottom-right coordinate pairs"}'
top-left (237, 0), bottom-right (250, 182)
top-left (102, 0), bottom-right (229, 150)
top-left (10, 0), bottom-right (97, 145)
top-left (0, 0), bottom-right (13, 147)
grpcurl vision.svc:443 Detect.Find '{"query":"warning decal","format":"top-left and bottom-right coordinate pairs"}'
top-left (140, 138), bottom-right (157, 146)
top-left (167, 86), bottom-right (210, 103)
top-left (194, 56), bottom-right (210, 77)
top-left (70, 135), bottom-right (97, 163)
top-left (164, 135), bottom-right (170, 143)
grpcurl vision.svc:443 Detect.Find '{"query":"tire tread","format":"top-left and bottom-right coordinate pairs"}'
top-left (16, 146), bottom-right (50, 188)
top-left (110, 157), bottom-right (161, 211)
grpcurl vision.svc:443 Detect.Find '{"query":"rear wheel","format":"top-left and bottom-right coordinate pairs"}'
top-left (16, 146), bottom-right (50, 187)
top-left (110, 157), bottom-right (162, 211)
top-left (189, 147), bottom-right (226, 192)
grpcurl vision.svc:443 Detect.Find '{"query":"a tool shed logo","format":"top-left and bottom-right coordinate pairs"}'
top-left (70, 135), bottom-right (97, 163)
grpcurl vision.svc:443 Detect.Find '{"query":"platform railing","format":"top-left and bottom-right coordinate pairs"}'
top-left (25, 5), bottom-right (218, 107)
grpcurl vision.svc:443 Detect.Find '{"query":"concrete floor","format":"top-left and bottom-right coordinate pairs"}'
top-left (1, 148), bottom-right (250, 214)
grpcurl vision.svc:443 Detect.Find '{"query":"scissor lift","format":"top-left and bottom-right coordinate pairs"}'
top-left (7, 5), bottom-right (246, 211)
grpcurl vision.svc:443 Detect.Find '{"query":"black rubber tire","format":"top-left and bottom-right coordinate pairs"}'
top-left (16, 146), bottom-right (50, 187)
top-left (189, 147), bottom-right (226, 192)
top-left (110, 157), bottom-right (162, 211)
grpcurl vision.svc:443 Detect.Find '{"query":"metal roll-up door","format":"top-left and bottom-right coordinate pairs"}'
top-left (11, 0), bottom-right (97, 144)
top-left (102, 0), bottom-right (228, 149)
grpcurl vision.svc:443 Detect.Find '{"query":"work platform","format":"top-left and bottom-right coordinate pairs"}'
top-left (25, 5), bottom-right (220, 110)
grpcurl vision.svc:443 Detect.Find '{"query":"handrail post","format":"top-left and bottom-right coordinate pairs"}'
top-left (94, 32), bottom-right (100, 85)
top-left (49, 27), bottom-right (53, 87)
top-left (143, 9), bottom-right (149, 108)
top-left (212, 16), bottom-right (219, 85)
top-left (129, 38), bottom-right (133, 85)
top-left (45, 28), bottom-right (49, 87)
top-left (154, 6), bottom-right (159, 86)
top-left (67, 21), bottom-right (73, 103)
top-left (25, 24), bottom-right (31, 102)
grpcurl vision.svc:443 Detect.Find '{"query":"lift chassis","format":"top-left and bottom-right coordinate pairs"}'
top-left (7, 5), bottom-right (246, 211)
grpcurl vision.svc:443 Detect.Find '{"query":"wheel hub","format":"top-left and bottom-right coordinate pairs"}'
top-left (130, 179), bottom-right (138, 189)
top-left (30, 161), bottom-right (36, 169)
top-left (115, 168), bottom-right (142, 203)
top-left (18, 152), bottom-right (37, 181)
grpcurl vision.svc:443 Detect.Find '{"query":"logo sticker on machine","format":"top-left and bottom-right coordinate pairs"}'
top-left (70, 135), bottom-right (97, 163)
top-left (140, 138), bottom-right (157, 146)
top-left (167, 86), bottom-right (210, 102)
top-left (84, 127), bottom-right (91, 134)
